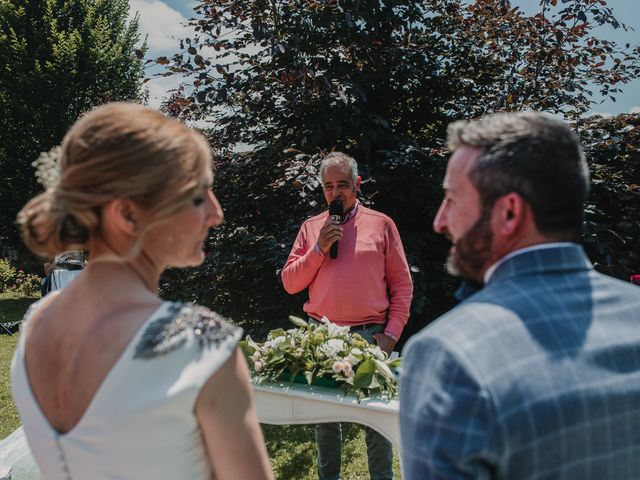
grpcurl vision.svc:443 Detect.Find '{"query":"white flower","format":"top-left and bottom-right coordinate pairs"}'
top-left (252, 351), bottom-right (261, 362)
top-left (326, 322), bottom-right (350, 338)
top-left (32, 146), bottom-right (62, 189)
top-left (347, 348), bottom-right (363, 365)
top-left (254, 360), bottom-right (263, 372)
top-left (264, 336), bottom-right (286, 350)
top-left (332, 361), bottom-right (345, 373)
top-left (318, 339), bottom-right (345, 358)
top-left (367, 346), bottom-right (386, 361)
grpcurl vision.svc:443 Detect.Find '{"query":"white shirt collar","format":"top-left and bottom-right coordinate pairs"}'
top-left (341, 200), bottom-right (360, 224)
top-left (483, 242), bottom-right (578, 284)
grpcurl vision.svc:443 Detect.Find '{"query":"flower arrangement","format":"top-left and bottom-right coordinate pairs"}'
top-left (240, 316), bottom-right (401, 400)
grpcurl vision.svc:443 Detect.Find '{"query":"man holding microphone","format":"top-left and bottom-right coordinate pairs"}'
top-left (282, 151), bottom-right (413, 480)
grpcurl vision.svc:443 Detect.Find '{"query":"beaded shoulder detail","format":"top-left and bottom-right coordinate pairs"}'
top-left (134, 302), bottom-right (241, 359)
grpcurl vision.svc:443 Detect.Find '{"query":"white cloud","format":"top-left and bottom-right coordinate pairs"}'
top-left (129, 0), bottom-right (189, 52)
top-left (128, 0), bottom-right (194, 106)
top-left (145, 75), bottom-right (183, 109)
top-left (588, 111), bottom-right (615, 118)
top-left (631, 106), bottom-right (640, 114)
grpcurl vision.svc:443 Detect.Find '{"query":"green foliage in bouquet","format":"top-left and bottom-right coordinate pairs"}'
top-left (240, 316), bottom-right (401, 401)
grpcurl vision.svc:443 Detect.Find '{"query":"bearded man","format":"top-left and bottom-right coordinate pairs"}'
top-left (400, 112), bottom-right (640, 479)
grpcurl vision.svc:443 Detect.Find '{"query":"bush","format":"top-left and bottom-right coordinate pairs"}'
top-left (13, 270), bottom-right (41, 296)
top-left (0, 258), bottom-right (40, 296)
top-left (0, 258), bottom-right (16, 293)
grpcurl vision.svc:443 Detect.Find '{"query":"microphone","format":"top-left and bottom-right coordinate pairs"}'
top-left (328, 199), bottom-right (343, 259)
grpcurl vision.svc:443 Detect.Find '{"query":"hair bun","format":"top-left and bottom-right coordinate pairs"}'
top-left (18, 189), bottom-right (91, 258)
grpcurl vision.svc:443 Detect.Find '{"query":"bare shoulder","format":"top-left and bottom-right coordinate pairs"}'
top-left (21, 293), bottom-right (165, 433)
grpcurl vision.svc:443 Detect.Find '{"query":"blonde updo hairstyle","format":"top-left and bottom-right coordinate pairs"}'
top-left (18, 102), bottom-right (212, 259)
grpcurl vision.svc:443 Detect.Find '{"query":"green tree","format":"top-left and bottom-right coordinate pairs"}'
top-left (156, 0), bottom-right (640, 340)
top-left (0, 0), bottom-right (146, 258)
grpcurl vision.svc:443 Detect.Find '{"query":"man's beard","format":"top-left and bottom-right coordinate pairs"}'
top-left (446, 206), bottom-right (493, 282)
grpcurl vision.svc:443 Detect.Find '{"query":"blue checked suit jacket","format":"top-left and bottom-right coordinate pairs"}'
top-left (400, 244), bottom-right (640, 479)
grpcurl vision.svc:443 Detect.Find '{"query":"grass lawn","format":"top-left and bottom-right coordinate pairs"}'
top-left (0, 333), bottom-right (20, 439)
top-left (264, 423), bottom-right (402, 479)
top-left (1, 291), bottom-right (39, 439)
top-left (0, 291), bottom-right (40, 326)
top-left (0, 292), bottom-right (401, 478)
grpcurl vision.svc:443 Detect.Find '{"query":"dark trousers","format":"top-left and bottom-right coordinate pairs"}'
top-left (313, 321), bottom-right (394, 480)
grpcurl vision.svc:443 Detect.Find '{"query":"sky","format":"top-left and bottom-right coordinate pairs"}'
top-left (129, 0), bottom-right (640, 116)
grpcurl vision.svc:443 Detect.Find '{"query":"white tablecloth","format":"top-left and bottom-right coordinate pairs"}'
top-left (49, 269), bottom-right (82, 292)
top-left (0, 428), bottom-right (41, 479)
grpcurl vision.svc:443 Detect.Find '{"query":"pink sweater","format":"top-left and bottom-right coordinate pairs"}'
top-left (281, 206), bottom-right (413, 339)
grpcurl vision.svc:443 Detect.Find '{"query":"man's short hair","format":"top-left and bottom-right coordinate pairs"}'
top-left (447, 112), bottom-right (590, 241)
top-left (319, 152), bottom-right (358, 184)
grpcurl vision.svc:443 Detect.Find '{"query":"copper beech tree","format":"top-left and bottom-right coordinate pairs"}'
top-left (154, 0), bottom-right (640, 338)
top-left (155, 0), bottom-right (639, 151)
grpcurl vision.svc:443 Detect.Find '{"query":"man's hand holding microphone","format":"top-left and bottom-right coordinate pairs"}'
top-left (317, 200), bottom-right (343, 257)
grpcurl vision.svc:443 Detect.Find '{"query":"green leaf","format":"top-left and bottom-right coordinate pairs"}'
top-left (267, 350), bottom-right (285, 364)
top-left (270, 328), bottom-right (286, 338)
top-left (353, 359), bottom-right (376, 388)
top-left (238, 340), bottom-right (253, 359)
top-left (288, 368), bottom-right (301, 385)
top-left (388, 358), bottom-right (402, 369)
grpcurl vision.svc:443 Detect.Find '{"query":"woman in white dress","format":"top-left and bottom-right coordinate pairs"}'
top-left (11, 103), bottom-right (274, 479)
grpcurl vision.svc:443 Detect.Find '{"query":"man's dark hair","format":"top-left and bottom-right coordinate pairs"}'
top-left (447, 112), bottom-right (590, 241)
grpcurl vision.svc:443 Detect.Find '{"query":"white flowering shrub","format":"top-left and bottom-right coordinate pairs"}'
top-left (240, 316), bottom-right (401, 400)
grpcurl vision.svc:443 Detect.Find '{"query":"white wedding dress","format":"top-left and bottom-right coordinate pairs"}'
top-left (10, 300), bottom-right (242, 480)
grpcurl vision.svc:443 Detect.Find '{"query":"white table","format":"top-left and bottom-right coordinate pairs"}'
top-left (253, 381), bottom-right (403, 472)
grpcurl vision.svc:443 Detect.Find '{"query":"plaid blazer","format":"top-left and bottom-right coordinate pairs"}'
top-left (400, 244), bottom-right (640, 479)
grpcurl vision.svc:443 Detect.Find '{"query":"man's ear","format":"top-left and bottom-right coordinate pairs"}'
top-left (493, 192), bottom-right (527, 237)
top-left (355, 175), bottom-right (362, 191)
top-left (102, 199), bottom-right (140, 237)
